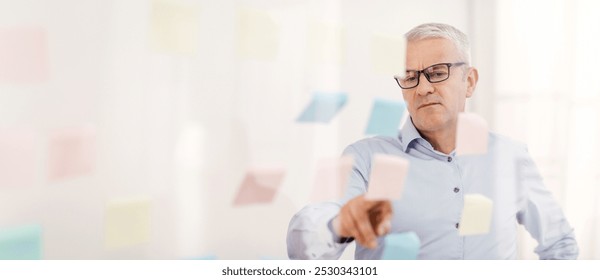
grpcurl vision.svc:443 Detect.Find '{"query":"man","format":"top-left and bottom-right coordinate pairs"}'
top-left (286, 23), bottom-right (578, 259)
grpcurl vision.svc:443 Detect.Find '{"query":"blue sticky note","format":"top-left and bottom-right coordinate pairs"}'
top-left (381, 232), bottom-right (420, 260)
top-left (296, 92), bottom-right (348, 123)
top-left (365, 98), bottom-right (405, 137)
top-left (0, 224), bottom-right (42, 260)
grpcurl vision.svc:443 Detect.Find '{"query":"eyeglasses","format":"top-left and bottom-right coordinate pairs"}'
top-left (394, 62), bottom-right (467, 89)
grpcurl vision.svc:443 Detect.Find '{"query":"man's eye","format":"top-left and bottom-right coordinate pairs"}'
top-left (431, 72), bottom-right (447, 78)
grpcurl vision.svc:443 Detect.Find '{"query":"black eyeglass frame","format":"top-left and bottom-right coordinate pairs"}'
top-left (393, 62), bottom-right (467, 89)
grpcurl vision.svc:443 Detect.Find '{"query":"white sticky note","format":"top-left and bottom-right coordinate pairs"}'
top-left (233, 167), bottom-right (285, 206)
top-left (237, 9), bottom-right (279, 60)
top-left (309, 156), bottom-right (353, 202)
top-left (150, 0), bottom-right (200, 55)
top-left (105, 198), bottom-right (152, 249)
top-left (365, 154), bottom-right (409, 201)
top-left (456, 112), bottom-right (489, 156)
top-left (307, 22), bottom-right (343, 64)
top-left (371, 34), bottom-right (406, 76)
top-left (459, 194), bottom-right (493, 236)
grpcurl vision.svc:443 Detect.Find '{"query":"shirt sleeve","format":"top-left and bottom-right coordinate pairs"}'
top-left (515, 146), bottom-right (579, 259)
top-left (286, 144), bottom-right (371, 259)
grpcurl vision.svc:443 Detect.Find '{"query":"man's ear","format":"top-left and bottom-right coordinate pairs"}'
top-left (465, 67), bottom-right (478, 98)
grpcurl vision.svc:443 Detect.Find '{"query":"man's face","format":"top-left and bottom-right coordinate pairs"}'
top-left (402, 38), bottom-right (478, 134)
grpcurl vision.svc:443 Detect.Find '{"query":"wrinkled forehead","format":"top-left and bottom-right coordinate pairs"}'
top-left (405, 38), bottom-right (462, 71)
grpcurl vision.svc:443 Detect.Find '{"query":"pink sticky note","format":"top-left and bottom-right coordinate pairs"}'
top-left (233, 167), bottom-right (285, 206)
top-left (0, 27), bottom-right (49, 83)
top-left (365, 154), bottom-right (409, 201)
top-left (0, 129), bottom-right (36, 188)
top-left (309, 156), bottom-right (354, 202)
top-left (456, 113), bottom-right (489, 156)
top-left (48, 126), bottom-right (96, 182)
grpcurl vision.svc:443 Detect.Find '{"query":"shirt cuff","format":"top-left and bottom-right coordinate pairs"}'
top-left (327, 216), bottom-right (355, 244)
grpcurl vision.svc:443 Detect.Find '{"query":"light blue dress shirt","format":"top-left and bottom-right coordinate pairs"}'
top-left (287, 119), bottom-right (578, 259)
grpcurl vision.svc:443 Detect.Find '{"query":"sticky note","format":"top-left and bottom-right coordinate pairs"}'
top-left (365, 98), bottom-right (406, 137)
top-left (105, 198), bottom-right (152, 249)
top-left (459, 194), bottom-right (493, 236)
top-left (297, 92), bottom-right (348, 123)
top-left (365, 154), bottom-right (409, 201)
top-left (233, 167), bottom-right (285, 206)
top-left (309, 156), bottom-right (353, 202)
top-left (0, 224), bottom-right (42, 260)
top-left (237, 9), bottom-right (279, 60)
top-left (382, 232), bottom-right (420, 260)
top-left (47, 125), bottom-right (96, 182)
top-left (455, 112), bottom-right (489, 156)
top-left (308, 22), bottom-right (344, 64)
top-left (371, 34), bottom-right (406, 76)
top-left (0, 26), bottom-right (49, 83)
top-left (0, 129), bottom-right (36, 188)
top-left (150, 0), bottom-right (200, 55)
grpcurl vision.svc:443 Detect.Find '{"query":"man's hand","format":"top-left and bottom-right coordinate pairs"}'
top-left (332, 195), bottom-right (392, 249)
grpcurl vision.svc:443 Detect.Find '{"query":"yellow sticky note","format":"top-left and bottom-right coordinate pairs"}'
top-left (105, 198), bottom-right (152, 249)
top-left (459, 194), bottom-right (493, 236)
top-left (371, 34), bottom-right (406, 76)
top-left (237, 9), bottom-right (279, 60)
top-left (150, 0), bottom-right (200, 55)
top-left (307, 22), bottom-right (343, 64)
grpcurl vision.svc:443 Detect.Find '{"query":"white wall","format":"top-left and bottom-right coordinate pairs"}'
top-left (0, 0), bottom-right (471, 259)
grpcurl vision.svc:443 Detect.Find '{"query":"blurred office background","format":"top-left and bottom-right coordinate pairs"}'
top-left (0, 0), bottom-right (598, 259)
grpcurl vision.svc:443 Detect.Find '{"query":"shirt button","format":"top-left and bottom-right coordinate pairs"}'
top-left (454, 187), bottom-right (460, 193)
top-left (447, 157), bottom-right (452, 162)
top-left (455, 223), bottom-right (459, 229)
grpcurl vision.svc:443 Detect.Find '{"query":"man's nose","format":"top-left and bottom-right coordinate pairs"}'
top-left (415, 73), bottom-right (434, 96)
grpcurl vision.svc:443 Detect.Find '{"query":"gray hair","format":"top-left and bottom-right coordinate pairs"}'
top-left (405, 23), bottom-right (471, 65)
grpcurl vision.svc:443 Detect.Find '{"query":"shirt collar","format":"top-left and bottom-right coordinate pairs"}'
top-left (399, 117), bottom-right (456, 157)
top-left (399, 117), bottom-right (426, 152)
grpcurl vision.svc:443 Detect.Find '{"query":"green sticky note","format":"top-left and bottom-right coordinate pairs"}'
top-left (382, 232), bottom-right (420, 260)
top-left (0, 224), bottom-right (42, 260)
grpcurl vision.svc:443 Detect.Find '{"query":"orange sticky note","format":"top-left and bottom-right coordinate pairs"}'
top-left (233, 167), bottom-right (285, 206)
top-left (48, 126), bottom-right (96, 182)
top-left (0, 129), bottom-right (36, 188)
top-left (0, 27), bottom-right (49, 83)
top-left (456, 112), bottom-right (489, 156)
top-left (365, 154), bottom-right (409, 201)
top-left (309, 156), bottom-right (353, 202)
